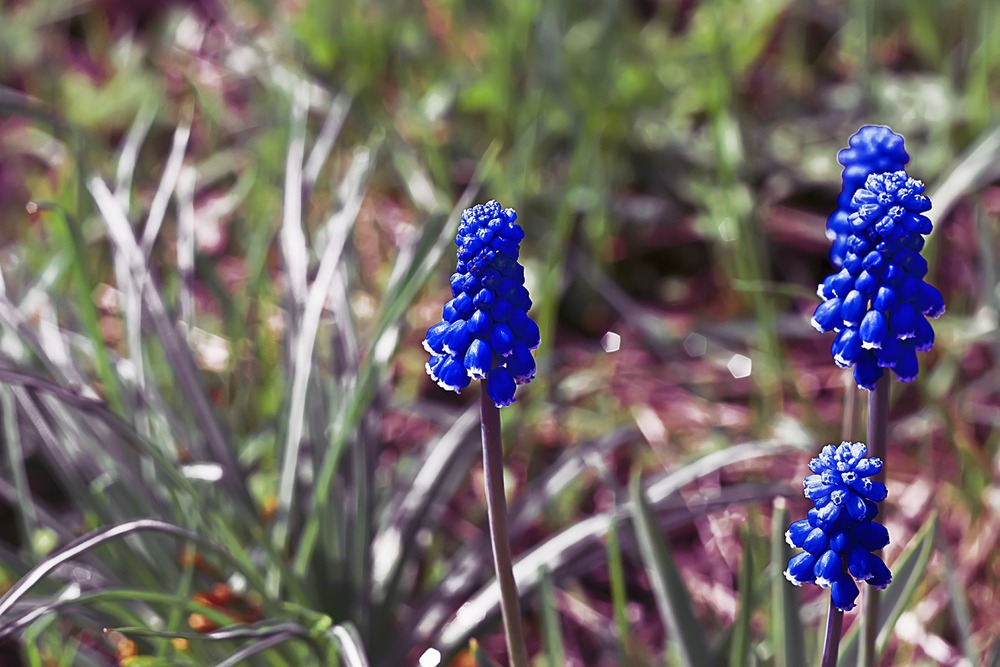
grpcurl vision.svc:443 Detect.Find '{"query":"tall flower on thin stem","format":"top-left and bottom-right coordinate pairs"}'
top-left (785, 442), bottom-right (891, 667)
top-left (424, 201), bottom-right (540, 407)
top-left (423, 200), bottom-right (536, 667)
top-left (812, 126), bottom-right (943, 667)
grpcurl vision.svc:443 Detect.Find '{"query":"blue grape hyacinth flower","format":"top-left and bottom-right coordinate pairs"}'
top-left (785, 442), bottom-right (892, 612)
top-left (813, 168), bottom-right (945, 390)
top-left (423, 201), bottom-right (540, 408)
top-left (827, 126), bottom-right (909, 267)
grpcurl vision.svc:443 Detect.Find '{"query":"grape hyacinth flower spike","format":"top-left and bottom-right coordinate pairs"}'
top-left (423, 200), bottom-right (535, 667)
top-left (813, 167), bottom-right (945, 390)
top-left (423, 200), bottom-right (540, 408)
top-left (826, 125), bottom-right (909, 268)
top-left (784, 443), bottom-right (891, 611)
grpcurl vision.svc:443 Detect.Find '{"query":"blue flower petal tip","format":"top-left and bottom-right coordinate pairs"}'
top-left (816, 129), bottom-right (943, 389)
top-left (424, 201), bottom-right (538, 407)
top-left (785, 441), bottom-right (891, 611)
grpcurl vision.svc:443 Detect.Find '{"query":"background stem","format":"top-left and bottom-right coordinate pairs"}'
top-left (479, 384), bottom-right (530, 667)
top-left (860, 373), bottom-right (891, 667)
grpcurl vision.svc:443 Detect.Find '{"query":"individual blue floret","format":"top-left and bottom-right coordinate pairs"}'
top-left (424, 201), bottom-right (538, 407)
top-left (784, 442), bottom-right (892, 612)
top-left (827, 126), bottom-right (909, 267)
top-left (813, 169), bottom-right (944, 389)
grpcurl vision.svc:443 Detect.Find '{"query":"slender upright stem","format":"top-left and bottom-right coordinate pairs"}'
top-left (841, 372), bottom-right (860, 442)
top-left (860, 373), bottom-right (891, 667)
top-left (820, 598), bottom-right (845, 667)
top-left (479, 384), bottom-right (529, 667)
top-left (820, 371), bottom-right (860, 666)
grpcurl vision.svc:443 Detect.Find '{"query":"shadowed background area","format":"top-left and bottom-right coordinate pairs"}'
top-left (0, 0), bottom-right (998, 665)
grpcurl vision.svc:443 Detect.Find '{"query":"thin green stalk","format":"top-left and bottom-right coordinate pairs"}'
top-left (860, 373), bottom-right (890, 667)
top-left (605, 518), bottom-right (632, 663)
top-left (821, 599), bottom-right (844, 667)
top-left (479, 384), bottom-right (529, 667)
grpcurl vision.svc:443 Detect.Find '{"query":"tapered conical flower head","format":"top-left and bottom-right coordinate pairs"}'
top-left (827, 125), bottom-right (909, 267)
top-left (785, 442), bottom-right (891, 612)
top-left (814, 164), bottom-right (944, 389)
top-left (423, 201), bottom-right (539, 407)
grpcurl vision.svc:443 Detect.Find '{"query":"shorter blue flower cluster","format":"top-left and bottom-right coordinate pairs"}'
top-left (826, 126), bottom-right (909, 267)
top-left (424, 201), bottom-right (540, 408)
top-left (784, 442), bottom-right (891, 612)
top-left (813, 170), bottom-right (945, 389)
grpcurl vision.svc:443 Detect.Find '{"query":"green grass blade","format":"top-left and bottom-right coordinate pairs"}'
top-left (43, 204), bottom-right (124, 413)
top-left (771, 503), bottom-right (806, 667)
top-left (0, 386), bottom-right (39, 555)
top-left (538, 568), bottom-right (565, 667)
top-left (0, 520), bottom-right (195, 619)
top-left (728, 527), bottom-right (754, 667)
top-left (113, 620), bottom-right (308, 643)
top-left (4, 588), bottom-right (239, 639)
top-left (212, 632), bottom-right (306, 667)
top-left (837, 515), bottom-right (938, 666)
top-left (629, 471), bottom-right (712, 666)
top-left (937, 524), bottom-right (978, 664)
top-left (605, 514), bottom-right (633, 663)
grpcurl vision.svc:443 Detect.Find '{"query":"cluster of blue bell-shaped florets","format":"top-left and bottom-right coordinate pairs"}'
top-left (785, 442), bottom-right (891, 612)
top-left (423, 201), bottom-right (540, 408)
top-left (812, 169), bottom-right (945, 390)
top-left (826, 125), bottom-right (909, 267)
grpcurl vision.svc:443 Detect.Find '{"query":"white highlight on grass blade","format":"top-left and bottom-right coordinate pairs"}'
top-left (181, 463), bottom-right (224, 482)
top-left (304, 91), bottom-right (352, 190)
top-left (718, 216), bottom-right (738, 242)
top-left (371, 406), bottom-right (478, 595)
top-left (140, 116), bottom-right (192, 260)
top-left (683, 333), bottom-right (707, 357)
top-left (187, 326), bottom-right (231, 373)
top-left (115, 102), bottom-right (157, 211)
top-left (632, 404), bottom-right (667, 447)
top-left (601, 331), bottom-right (621, 353)
top-left (58, 583), bottom-right (81, 601)
top-left (175, 165), bottom-right (197, 327)
top-left (279, 78), bottom-right (310, 353)
top-left (418, 648), bottom-right (442, 667)
top-left (37, 300), bottom-right (87, 391)
top-left (727, 354), bottom-right (752, 379)
top-left (330, 624), bottom-right (371, 667)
